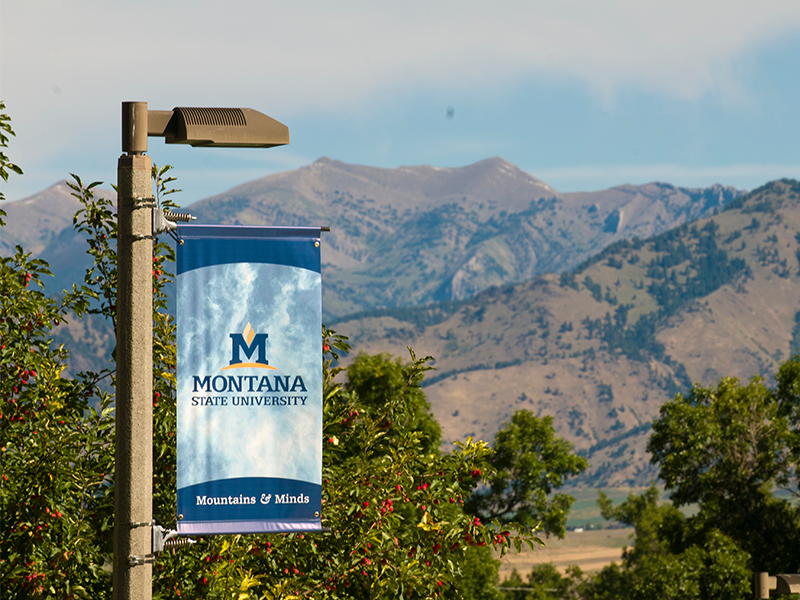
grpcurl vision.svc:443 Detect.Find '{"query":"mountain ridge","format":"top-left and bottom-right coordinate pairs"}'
top-left (185, 157), bottom-right (742, 320)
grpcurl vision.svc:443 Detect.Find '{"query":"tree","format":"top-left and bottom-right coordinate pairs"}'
top-left (597, 484), bottom-right (682, 567)
top-left (465, 410), bottom-right (588, 537)
top-left (648, 374), bottom-right (800, 573)
top-left (648, 377), bottom-right (791, 509)
top-left (628, 530), bottom-right (750, 600)
top-left (0, 101), bottom-right (23, 203)
top-left (583, 487), bottom-right (750, 600)
top-left (773, 355), bottom-right (800, 471)
top-left (344, 352), bottom-right (442, 455)
top-left (525, 563), bottom-right (582, 600)
top-left (443, 545), bottom-right (502, 600)
top-left (497, 568), bottom-right (527, 600)
top-left (1, 108), bottom-right (115, 598)
top-left (0, 242), bottom-right (116, 598)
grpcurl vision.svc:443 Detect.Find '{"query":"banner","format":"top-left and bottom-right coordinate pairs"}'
top-left (175, 225), bottom-right (322, 535)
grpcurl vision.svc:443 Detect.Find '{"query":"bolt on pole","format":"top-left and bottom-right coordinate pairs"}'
top-left (114, 101), bottom-right (154, 600)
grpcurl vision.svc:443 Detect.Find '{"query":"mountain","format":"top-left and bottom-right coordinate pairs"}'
top-left (0, 181), bottom-right (117, 377)
top-left (0, 180), bottom-right (115, 290)
top-left (0, 159), bottom-right (757, 486)
top-left (1, 181), bottom-right (90, 256)
top-left (2, 159), bottom-right (741, 324)
top-left (188, 157), bottom-right (742, 320)
top-left (331, 179), bottom-right (800, 487)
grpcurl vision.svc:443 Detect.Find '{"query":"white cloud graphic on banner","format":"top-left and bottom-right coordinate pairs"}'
top-left (176, 262), bottom-right (322, 489)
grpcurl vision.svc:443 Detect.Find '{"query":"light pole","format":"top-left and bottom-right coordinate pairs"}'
top-left (114, 101), bottom-right (289, 600)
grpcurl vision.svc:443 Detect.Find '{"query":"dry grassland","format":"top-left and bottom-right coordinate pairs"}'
top-left (498, 528), bottom-right (631, 580)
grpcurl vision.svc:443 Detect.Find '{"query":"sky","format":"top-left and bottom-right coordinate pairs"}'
top-left (3, 1), bottom-right (800, 205)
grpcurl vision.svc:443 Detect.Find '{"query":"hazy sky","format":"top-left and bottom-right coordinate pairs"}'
top-left (3, 1), bottom-right (800, 204)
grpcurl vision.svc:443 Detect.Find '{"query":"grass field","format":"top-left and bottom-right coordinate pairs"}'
top-left (498, 527), bottom-right (632, 580)
top-left (495, 488), bottom-right (641, 580)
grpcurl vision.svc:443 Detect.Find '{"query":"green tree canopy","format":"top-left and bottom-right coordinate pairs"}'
top-left (582, 487), bottom-right (750, 600)
top-left (464, 410), bottom-right (588, 537)
top-left (648, 377), bottom-right (791, 508)
top-left (344, 351), bottom-right (442, 455)
top-left (647, 372), bottom-right (800, 573)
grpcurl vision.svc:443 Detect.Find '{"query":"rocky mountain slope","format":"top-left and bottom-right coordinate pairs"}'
top-left (331, 179), bottom-right (800, 488)
top-left (2, 159), bottom-right (740, 323)
top-left (187, 157), bottom-right (741, 320)
top-left (1, 181), bottom-right (87, 256)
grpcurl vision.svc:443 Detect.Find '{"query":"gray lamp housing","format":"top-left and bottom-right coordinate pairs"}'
top-left (146, 107), bottom-right (289, 148)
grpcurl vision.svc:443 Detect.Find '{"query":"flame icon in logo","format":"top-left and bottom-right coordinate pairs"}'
top-left (242, 322), bottom-right (256, 346)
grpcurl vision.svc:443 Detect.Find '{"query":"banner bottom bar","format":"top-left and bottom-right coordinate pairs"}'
top-left (177, 520), bottom-right (322, 535)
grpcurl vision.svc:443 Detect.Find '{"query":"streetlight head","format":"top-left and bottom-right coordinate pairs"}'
top-left (149, 107), bottom-right (289, 148)
top-left (777, 575), bottom-right (800, 594)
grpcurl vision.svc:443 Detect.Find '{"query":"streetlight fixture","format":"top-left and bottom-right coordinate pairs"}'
top-left (114, 101), bottom-right (288, 600)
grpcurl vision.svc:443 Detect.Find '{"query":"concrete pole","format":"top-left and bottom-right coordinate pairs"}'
top-left (113, 101), bottom-right (153, 600)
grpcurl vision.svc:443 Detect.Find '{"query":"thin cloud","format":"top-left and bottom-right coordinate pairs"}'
top-left (534, 163), bottom-right (800, 191)
top-left (3, 1), bottom-right (800, 199)
top-left (4, 2), bottom-right (800, 115)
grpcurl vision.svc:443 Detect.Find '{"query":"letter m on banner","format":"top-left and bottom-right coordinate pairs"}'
top-left (230, 322), bottom-right (269, 366)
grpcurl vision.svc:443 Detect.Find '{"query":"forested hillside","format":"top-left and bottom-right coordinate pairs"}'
top-left (333, 179), bottom-right (800, 487)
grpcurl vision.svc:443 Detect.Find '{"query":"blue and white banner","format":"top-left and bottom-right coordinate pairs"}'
top-left (175, 225), bottom-right (322, 535)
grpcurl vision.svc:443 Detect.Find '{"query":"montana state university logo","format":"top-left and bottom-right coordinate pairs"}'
top-left (221, 323), bottom-right (276, 371)
top-left (190, 321), bottom-right (309, 398)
